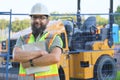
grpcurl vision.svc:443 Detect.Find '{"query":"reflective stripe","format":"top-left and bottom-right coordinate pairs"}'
top-left (48, 34), bottom-right (56, 48)
top-left (39, 32), bottom-right (50, 41)
top-left (19, 64), bottom-right (26, 75)
top-left (48, 34), bottom-right (63, 48)
top-left (36, 74), bottom-right (58, 78)
top-left (28, 33), bottom-right (36, 43)
top-left (25, 33), bottom-right (31, 43)
top-left (35, 64), bottom-right (58, 77)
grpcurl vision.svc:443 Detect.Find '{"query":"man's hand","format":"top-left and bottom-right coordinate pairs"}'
top-left (21, 50), bottom-right (48, 68)
top-left (40, 50), bottom-right (48, 55)
top-left (21, 61), bottom-right (30, 68)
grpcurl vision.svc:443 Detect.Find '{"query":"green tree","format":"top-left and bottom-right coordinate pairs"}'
top-left (12, 18), bottom-right (21, 32)
top-left (96, 15), bottom-right (108, 26)
top-left (50, 11), bottom-right (60, 20)
top-left (115, 6), bottom-right (120, 26)
top-left (20, 19), bottom-right (30, 30)
top-left (50, 12), bottom-right (76, 21)
top-left (0, 19), bottom-right (9, 30)
top-left (12, 18), bottom-right (30, 32)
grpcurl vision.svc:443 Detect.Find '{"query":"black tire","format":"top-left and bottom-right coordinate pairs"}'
top-left (58, 66), bottom-right (65, 80)
top-left (94, 55), bottom-right (117, 80)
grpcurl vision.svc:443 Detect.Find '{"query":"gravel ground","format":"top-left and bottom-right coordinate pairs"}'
top-left (0, 67), bottom-right (19, 80)
top-left (114, 44), bottom-right (120, 70)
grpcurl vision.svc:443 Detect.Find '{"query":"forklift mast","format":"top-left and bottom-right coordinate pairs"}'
top-left (108, 0), bottom-right (114, 47)
top-left (76, 0), bottom-right (82, 29)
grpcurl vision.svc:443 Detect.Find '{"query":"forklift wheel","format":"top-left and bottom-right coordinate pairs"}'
top-left (59, 66), bottom-right (65, 80)
top-left (94, 55), bottom-right (117, 80)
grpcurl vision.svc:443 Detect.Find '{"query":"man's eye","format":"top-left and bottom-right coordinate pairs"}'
top-left (32, 16), bottom-right (47, 20)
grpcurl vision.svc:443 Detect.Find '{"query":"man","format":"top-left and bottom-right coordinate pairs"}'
top-left (13, 3), bottom-right (63, 80)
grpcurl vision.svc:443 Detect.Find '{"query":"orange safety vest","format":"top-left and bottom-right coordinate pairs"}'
top-left (19, 32), bottom-right (62, 80)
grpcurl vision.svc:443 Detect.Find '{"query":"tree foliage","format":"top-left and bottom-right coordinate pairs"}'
top-left (0, 19), bottom-right (9, 29)
top-left (0, 18), bottom-right (30, 32)
top-left (12, 18), bottom-right (30, 32)
top-left (50, 11), bottom-right (76, 21)
top-left (115, 6), bottom-right (120, 26)
top-left (96, 15), bottom-right (108, 26)
top-left (0, 12), bottom-right (108, 33)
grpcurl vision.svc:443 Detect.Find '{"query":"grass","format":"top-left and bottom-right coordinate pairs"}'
top-left (116, 71), bottom-right (120, 80)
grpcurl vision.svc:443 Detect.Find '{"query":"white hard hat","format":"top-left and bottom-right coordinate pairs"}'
top-left (29, 3), bottom-right (50, 16)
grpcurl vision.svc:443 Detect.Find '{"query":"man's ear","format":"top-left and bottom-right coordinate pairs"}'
top-left (47, 19), bottom-right (49, 24)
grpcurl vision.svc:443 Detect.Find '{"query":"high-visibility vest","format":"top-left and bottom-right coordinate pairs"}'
top-left (19, 32), bottom-right (62, 80)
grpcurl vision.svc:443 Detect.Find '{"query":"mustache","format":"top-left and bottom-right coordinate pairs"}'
top-left (32, 22), bottom-right (41, 27)
top-left (31, 23), bottom-right (46, 37)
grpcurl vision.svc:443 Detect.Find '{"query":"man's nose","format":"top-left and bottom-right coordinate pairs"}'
top-left (34, 18), bottom-right (42, 22)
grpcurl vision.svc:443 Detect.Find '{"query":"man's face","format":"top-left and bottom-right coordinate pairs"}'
top-left (31, 15), bottom-right (49, 36)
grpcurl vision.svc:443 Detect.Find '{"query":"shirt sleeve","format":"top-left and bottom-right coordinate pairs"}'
top-left (14, 37), bottom-right (23, 48)
top-left (49, 35), bottom-right (63, 53)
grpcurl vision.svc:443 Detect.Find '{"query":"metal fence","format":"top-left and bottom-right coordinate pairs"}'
top-left (0, 10), bottom-right (12, 80)
top-left (0, 10), bottom-right (120, 80)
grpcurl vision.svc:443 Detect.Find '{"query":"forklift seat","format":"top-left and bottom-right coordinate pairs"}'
top-left (62, 20), bottom-right (73, 48)
top-left (81, 16), bottom-right (97, 34)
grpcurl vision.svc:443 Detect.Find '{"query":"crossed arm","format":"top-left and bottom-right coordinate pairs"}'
top-left (13, 46), bottom-right (62, 68)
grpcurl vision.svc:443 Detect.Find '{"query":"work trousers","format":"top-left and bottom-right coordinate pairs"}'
top-left (18, 76), bottom-right (60, 80)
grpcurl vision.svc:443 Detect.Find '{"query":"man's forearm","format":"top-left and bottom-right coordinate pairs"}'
top-left (13, 47), bottom-right (48, 62)
top-left (34, 54), bottom-right (58, 66)
top-left (21, 47), bottom-right (61, 68)
top-left (21, 54), bottom-right (59, 68)
top-left (13, 51), bottom-right (40, 62)
top-left (32, 47), bottom-right (61, 67)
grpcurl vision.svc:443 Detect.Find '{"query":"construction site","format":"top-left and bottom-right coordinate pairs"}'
top-left (0, 0), bottom-right (120, 80)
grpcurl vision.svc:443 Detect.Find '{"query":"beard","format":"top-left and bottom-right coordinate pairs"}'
top-left (31, 23), bottom-right (46, 38)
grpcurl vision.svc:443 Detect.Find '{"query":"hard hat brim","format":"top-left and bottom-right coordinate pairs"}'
top-left (29, 13), bottom-right (50, 16)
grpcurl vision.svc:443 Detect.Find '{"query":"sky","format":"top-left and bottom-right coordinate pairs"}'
top-left (0, 0), bottom-right (120, 19)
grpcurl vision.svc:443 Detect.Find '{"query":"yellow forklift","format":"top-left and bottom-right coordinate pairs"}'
top-left (47, 0), bottom-right (117, 80)
top-left (1, 0), bottom-right (117, 80)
